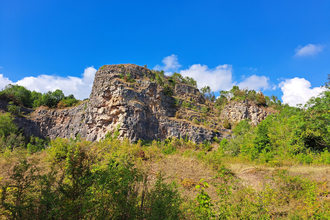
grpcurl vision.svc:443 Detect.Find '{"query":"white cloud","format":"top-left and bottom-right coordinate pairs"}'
top-left (180, 64), bottom-right (234, 91)
top-left (154, 54), bottom-right (181, 75)
top-left (154, 54), bottom-right (272, 92)
top-left (0, 74), bottom-right (13, 90)
top-left (279, 77), bottom-right (326, 107)
top-left (238, 75), bottom-right (272, 91)
top-left (294, 44), bottom-right (324, 57)
top-left (0, 67), bottom-right (97, 100)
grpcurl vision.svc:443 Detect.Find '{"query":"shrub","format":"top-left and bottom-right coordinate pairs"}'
top-left (233, 119), bottom-right (251, 135)
top-left (256, 92), bottom-right (266, 106)
top-left (163, 85), bottom-right (173, 96)
top-left (193, 118), bottom-right (200, 125)
top-left (0, 113), bottom-right (19, 139)
top-left (201, 106), bottom-right (209, 113)
top-left (219, 138), bottom-right (228, 147)
top-left (253, 120), bottom-right (271, 155)
top-left (223, 119), bottom-right (231, 129)
top-left (7, 102), bottom-right (21, 116)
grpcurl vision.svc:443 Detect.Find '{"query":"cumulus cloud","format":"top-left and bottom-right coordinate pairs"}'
top-left (0, 74), bottom-right (13, 90)
top-left (154, 54), bottom-right (272, 92)
top-left (279, 77), bottom-right (326, 107)
top-left (180, 64), bottom-right (234, 91)
top-left (154, 54), bottom-right (181, 74)
top-left (238, 75), bottom-right (272, 91)
top-left (294, 44), bottom-right (324, 57)
top-left (0, 67), bottom-right (97, 100)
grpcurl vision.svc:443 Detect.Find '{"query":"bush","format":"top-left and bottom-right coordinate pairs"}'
top-left (253, 120), bottom-right (271, 155)
top-left (7, 102), bottom-right (21, 116)
top-left (223, 119), bottom-right (231, 129)
top-left (233, 119), bottom-right (251, 135)
top-left (0, 113), bottom-right (19, 139)
top-left (256, 92), bottom-right (266, 106)
top-left (219, 138), bottom-right (228, 147)
top-left (0, 140), bottom-right (185, 219)
top-left (0, 84), bottom-right (32, 107)
top-left (163, 85), bottom-right (173, 96)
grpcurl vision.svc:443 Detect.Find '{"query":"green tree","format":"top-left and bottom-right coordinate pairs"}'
top-left (253, 120), bottom-right (271, 154)
top-left (31, 91), bottom-right (42, 108)
top-left (247, 90), bottom-right (257, 101)
top-left (0, 84), bottom-right (32, 107)
top-left (256, 92), bottom-right (266, 106)
top-left (41, 92), bottom-right (57, 108)
top-left (52, 89), bottom-right (65, 102)
top-left (0, 113), bottom-right (18, 138)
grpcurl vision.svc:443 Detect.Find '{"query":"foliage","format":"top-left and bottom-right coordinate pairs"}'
top-left (201, 106), bottom-right (209, 113)
top-left (0, 84), bottom-right (79, 109)
top-left (201, 86), bottom-right (215, 101)
top-left (0, 84), bottom-right (32, 107)
top-left (256, 91), bottom-right (267, 106)
top-left (171, 72), bottom-right (197, 87)
top-left (0, 138), bottom-right (185, 219)
top-left (219, 138), bottom-right (228, 147)
top-left (194, 180), bottom-right (214, 219)
top-left (163, 84), bottom-right (173, 96)
top-left (233, 119), bottom-right (251, 135)
top-left (7, 102), bottom-right (21, 116)
top-left (223, 119), bottom-right (231, 129)
top-left (0, 113), bottom-right (19, 141)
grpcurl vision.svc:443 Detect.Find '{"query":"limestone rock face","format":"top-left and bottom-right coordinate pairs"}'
top-left (220, 99), bottom-right (271, 126)
top-left (8, 64), bottom-right (272, 143)
top-left (17, 64), bottom-right (229, 143)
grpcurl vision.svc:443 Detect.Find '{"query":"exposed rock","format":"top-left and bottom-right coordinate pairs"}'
top-left (3, 64), bottom-right (273, 143)
top-left (220, 99), bottom-right (272, 126)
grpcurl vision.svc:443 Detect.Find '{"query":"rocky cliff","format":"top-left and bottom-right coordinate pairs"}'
top-left (220, 99), bottom-right (272, 126)
top-left (6, 64), bottom-right (274, 143)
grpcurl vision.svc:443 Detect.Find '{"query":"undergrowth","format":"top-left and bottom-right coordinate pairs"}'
top-left (1, 135), bottom-right (330, 219)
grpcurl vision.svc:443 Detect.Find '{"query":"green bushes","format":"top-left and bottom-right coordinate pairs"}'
top-left (0, 84), bottom-right (79, 109)
top-left (1, 132), bottom-right (330, 219)
top-left (0, 113), bottom-right (25, 150)
top-left (171, 72), bottom-right (197, 87)
top-left (223, 119), bottom-right (231, 129)
top-left (256, 91), bottom-right (266, 106)
top-left (0, 84), bottom-right (32, 107)
top-left (0, 139), bottom-right (184, 219)
top-left (7, 102), bottom-right (21, 116)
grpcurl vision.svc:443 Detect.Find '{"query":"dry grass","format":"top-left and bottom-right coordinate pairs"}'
top-left (0, 150), bottom-right (51, 182)
top-left (228, 163), bottom-right (330, 190)
top-left (144, 155), bottom-right (218, 200)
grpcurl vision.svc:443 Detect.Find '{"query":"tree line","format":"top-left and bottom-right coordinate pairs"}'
top-left (0, 84), bottom-right (79, 109)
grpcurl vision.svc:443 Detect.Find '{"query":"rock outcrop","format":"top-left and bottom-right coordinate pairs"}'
top-left (5, 64), bottom-right (274, 143)
top-left (220, 99), bottom-right (272, 126)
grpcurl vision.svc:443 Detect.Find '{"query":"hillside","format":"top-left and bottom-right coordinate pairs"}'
top-left (1, 64), bottom-right (273, 143)
top-left (1, 65), bottom-right (330, 219)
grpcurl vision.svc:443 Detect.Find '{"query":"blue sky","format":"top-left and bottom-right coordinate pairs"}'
top-left (0, 0), bottom-right (329, 105)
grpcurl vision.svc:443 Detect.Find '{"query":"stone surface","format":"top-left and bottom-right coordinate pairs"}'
top-left (220, 99), bottom-right (271, 126)
top-left (2, 64), bottom-right (273, 143)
